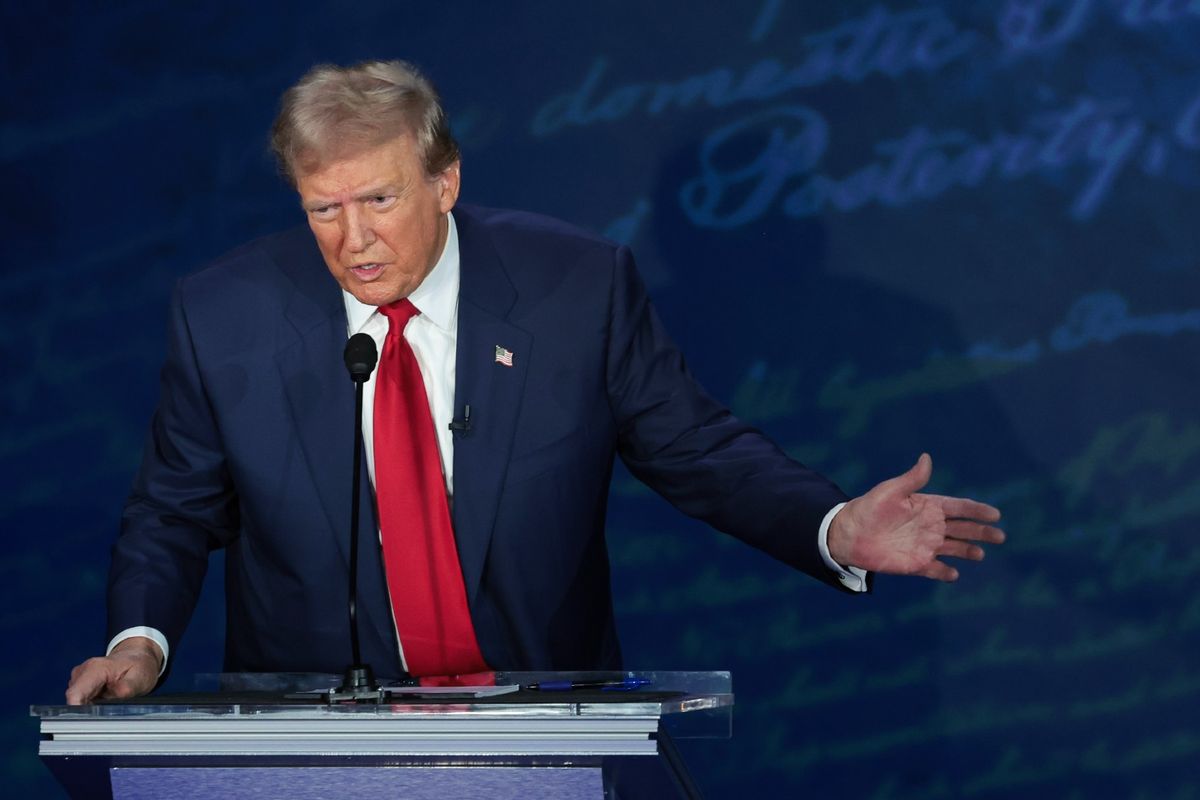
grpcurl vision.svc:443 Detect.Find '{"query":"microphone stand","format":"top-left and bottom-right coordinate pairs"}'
top-left (327, 333), bottom-right (385, 702)
top-left (337, 375), bottom-right (378, 697)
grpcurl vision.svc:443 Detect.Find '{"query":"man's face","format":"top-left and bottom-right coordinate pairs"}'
top-left (296, 134), bottom-right (461, 307)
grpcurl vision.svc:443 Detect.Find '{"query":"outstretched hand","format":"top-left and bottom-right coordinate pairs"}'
top-left (827, 453), bottom-right (1004, 581)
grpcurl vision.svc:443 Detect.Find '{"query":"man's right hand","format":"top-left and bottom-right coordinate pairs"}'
top-left (65, 637), bottom-right (162, 705)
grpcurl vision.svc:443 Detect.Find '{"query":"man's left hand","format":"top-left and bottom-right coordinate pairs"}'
top-left (827, 453), bottom-right (1004, 581)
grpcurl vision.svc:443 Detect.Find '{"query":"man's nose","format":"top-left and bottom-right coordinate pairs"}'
top-left (342, 206), bottom-right (376, 252)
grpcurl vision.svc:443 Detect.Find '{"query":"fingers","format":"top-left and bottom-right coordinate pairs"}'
top-left (945, 520), bottom-right (1006, 544)
top-left (65, 653), bottom-right (157, 705)
top-left (64, 682), bottom-right (94, 705)
top-left (931, 495), bottom-right (1002, 523)
top-left (938, 538), bottom-right (985, 561)
top-left (919, 559), bottom-right (959, 582)
top-left (65, 658), bottom-right (114, 705)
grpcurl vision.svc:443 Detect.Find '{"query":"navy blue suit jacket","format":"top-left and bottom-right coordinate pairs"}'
top-left (108, 205), bottom-right (852, 678)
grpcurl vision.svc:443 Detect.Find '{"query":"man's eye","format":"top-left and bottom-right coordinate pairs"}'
top-left (368, 195), bottom-right (395, 207)
top-left (310, 206), bottom-right (336, 220)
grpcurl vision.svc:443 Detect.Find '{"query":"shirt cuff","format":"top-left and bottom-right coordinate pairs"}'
top-left (107, 626), bottom-right (169, 677)
top-left (818, 502), bottom-right (869, 592)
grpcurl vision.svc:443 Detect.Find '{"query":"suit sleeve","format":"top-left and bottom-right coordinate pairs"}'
top-left (603, 245), bottom-right (861, 591)
top-left (107, 280), bottom-right (240, 658)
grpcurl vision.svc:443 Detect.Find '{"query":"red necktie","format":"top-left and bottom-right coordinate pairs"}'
top-left (373, 299), bottom-right (488, 677)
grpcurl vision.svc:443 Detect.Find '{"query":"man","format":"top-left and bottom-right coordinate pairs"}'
top-left (66, 61), bottom-right (1002, 704)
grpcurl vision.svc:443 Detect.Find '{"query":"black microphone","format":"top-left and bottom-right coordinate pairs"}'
top-left (343, 332), bottom-right (378, 383)
top-left (337, 333), bottom-right (379, 698)
top-left (449, 403), bottom-right (472, 434)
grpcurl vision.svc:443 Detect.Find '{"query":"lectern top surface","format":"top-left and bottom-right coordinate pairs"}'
top-left (32, 671), bottom-right (733, 720)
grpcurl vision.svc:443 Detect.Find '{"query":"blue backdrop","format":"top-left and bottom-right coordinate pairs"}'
top-left (4, 1), bottom-right (1199, 797)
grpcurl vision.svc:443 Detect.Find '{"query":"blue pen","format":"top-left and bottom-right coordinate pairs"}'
top-left (528, 677), bottom-right (652, 691)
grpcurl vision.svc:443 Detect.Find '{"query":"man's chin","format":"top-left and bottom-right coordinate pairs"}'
top-left (345, 281), bottom-right (408, 308)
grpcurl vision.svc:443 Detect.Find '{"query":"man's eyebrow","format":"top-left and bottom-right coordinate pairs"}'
top-left (299, 182), bottom-right (405, 211)
top-left (300, 197), bottom-right (339, 211)
top-left (353, 184), bottom-right (402, 201)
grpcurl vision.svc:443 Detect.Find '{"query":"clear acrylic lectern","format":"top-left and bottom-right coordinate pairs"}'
top-left (32, 670), bottom-right (732, 800)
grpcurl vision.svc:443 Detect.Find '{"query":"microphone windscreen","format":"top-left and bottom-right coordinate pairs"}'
top-left (343, 333), bottom-right (378, 381)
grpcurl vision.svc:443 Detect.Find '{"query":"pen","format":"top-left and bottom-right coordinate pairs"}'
top-left (527, 677), bottom-right (652, 691)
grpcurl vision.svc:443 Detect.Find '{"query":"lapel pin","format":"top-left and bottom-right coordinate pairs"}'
top-left (494, 345), bottom-right (514, 367)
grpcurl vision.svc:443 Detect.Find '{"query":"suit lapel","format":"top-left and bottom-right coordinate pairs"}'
top-left (275, 254), bottom-right (353, 550)
top-left (452, 209), bottom-right (531, 608)
top-left (272, 237), bottom-right (394, 660)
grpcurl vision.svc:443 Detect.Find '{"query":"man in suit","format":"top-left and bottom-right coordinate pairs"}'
top-left (66, 61), bottom-right (1002, 704)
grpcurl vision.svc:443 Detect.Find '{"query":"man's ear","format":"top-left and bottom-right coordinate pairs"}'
top-left (437, 160), bottom-right (461, 213)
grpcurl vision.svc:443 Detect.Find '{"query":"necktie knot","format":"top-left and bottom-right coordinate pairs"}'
top-left (380, 299), bottom-right (420, 329)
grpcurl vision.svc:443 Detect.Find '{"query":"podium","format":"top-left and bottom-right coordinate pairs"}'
top-left (32, 671), bottom-right (732, 799)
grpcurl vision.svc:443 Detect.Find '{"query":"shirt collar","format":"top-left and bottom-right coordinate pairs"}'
top-left (343, 211), bottom-right (461, 335)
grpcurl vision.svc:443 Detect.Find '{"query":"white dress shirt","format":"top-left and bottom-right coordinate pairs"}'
top-left (347, 212), bottom-right (461, 496)
top-left (107, 210), bottom-right (861, 674)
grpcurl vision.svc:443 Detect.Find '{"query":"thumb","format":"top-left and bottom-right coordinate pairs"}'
top-left (890, 452), bottom-right (932, 496)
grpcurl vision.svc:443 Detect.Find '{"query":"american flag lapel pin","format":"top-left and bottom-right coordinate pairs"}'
top-left (494, 345), bottom-right (514, 367)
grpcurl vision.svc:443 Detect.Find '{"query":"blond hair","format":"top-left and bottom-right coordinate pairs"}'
top-left (270, 60), bottom-right (459, 184)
